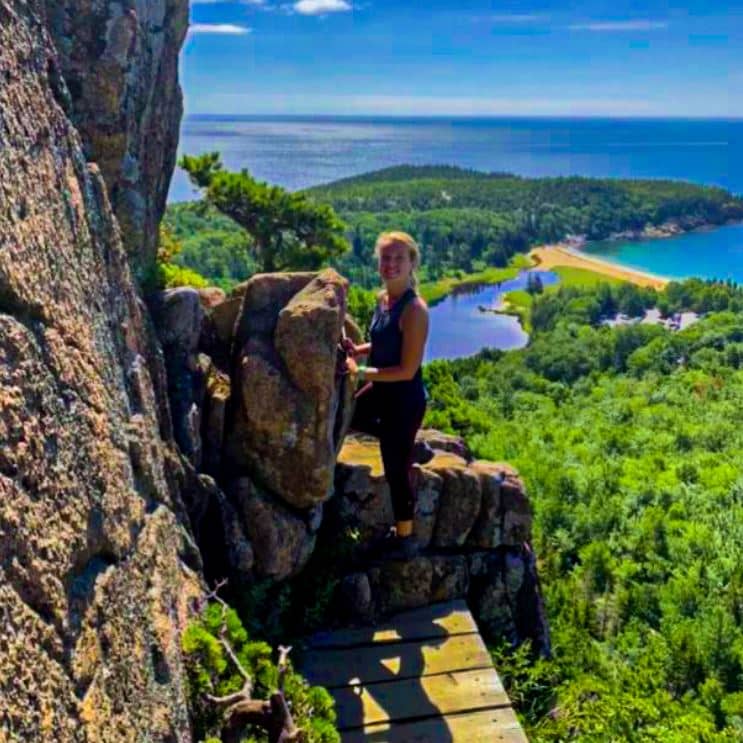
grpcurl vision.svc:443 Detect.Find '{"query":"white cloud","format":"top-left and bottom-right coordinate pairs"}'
top-left (293, 0), bottom-right (351, 16)
top-left (188, 23), bottom-right (253, 34)
top-left (569, 20), bottom-right (668, 32)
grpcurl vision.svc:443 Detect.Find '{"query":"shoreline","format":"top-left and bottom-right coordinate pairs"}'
top-left (529, 244), bottom-right (670, 289)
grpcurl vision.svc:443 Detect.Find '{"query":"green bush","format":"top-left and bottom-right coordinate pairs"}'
top-left (182, 601), bottom-right (339, 743)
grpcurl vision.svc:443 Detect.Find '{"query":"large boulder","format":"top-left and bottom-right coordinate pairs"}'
top-left (428, 452), bottom-right (482, 547)
top-left (43, 0), bottom-right (189, 274)
top-left (201, 357), bottom-right (231, 475)
top-left (368, 557), bottom-right (434, 615)
top-left (230, 478), bottom-right (315, 581)
top-left (332, 436), bottom-right (443, 550)
top-left (467, 461), bottom-right (527, 548)
top-left (232, 272), bottom-right (317, 351)
top-left (153, 287), bottom-right (205, 465)
top-left (416, 428), bottom-right (471, 461)
top-left (329, 432), bottom-right (548, 653)
top-left (155, 287), bottom-right (204, 353)
top-left (225, 269), bottom-right (352, 509)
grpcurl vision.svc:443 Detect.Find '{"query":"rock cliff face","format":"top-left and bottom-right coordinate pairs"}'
top-left (1, 3), bottom-right (549, 739)
top-left (43, 0), bottom-right (189, 274)
top-left (155, 270), bottom-right (359, 584)
top-left (1, 2), bottom-right (198, 739)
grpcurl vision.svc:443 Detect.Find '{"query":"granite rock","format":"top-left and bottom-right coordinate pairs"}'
top-left (230, 478), bottom-right (315, 581)
top-left (427, 452), bottom-right (482, 547)
top-left (225, 270), bottom-right (352, 509)
top-left (0, 5), bottom-right (197, 737)
top-left (44, 0), bottom-right (189, 274)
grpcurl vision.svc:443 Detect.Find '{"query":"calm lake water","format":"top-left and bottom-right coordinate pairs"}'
top-left (426, 270), bottom-right (559, 361)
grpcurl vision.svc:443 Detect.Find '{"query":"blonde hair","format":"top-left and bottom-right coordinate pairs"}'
top-left (374, 231), bottom-right (421, 289)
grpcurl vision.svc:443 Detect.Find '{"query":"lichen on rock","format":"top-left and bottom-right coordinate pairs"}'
top-left (43, 0), bottom-right (189, 275)
top-left (1, 2), bottom-right (198, 738)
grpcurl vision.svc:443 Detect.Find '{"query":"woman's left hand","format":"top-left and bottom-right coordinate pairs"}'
top-left (345, 356), bottom-right (359, 375)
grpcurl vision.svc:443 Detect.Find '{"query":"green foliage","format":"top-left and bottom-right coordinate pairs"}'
top-left (227, 526), bottom-right (361, 650)
top-left (141, 223), bottom-right (211, 292)
top-left (423, 283), bottom-right (743, 741)
top-left (347, 284), bottom-right (377, 335)
top-left (308, 165), bottom-right (743, 288)
top-left (158, 262), bottom-right (210, 289)
top-left (164, 201), bottom-right (257, 291)
top-left (529, 279), bottom-right (743, 337)
top-left (165, 165), bottom-right (742, 296)
top-left (179, 153), bottom-right (349, 272)
top-left (182, 601), bottom-right (339, 743)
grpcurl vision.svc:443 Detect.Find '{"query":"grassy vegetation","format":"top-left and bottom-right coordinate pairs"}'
top-left (420, 262), bottom-right (522, 306)
top-left (551, 265), bottom-right (626, 288)
top-left (499, 289), bottom-right (534, 331)
top-left (499, 262), bottom-right (626, 332)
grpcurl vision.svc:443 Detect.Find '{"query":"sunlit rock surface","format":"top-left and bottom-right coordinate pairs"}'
top-left (1, 3), bottom-right (197, 738)
top-left (43, 0), bottom-right (189, 274)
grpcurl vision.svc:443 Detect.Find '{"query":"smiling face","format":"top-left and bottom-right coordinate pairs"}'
top-left (377, 240), bottom-right (413, 288)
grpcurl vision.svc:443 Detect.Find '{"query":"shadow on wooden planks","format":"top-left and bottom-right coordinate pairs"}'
top-left (299, 599), bottom-right (528, 742)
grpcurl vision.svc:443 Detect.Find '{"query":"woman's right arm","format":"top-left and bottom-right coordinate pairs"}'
top-left (341, 338), bottom-right (371, 357)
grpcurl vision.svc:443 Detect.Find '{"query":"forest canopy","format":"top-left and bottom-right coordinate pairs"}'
top-left (423, 280), bottom-right (743, 741)
top-left (166, 165), bottom-right (743, 291)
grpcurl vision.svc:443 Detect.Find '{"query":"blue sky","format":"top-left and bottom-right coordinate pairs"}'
top-left (183, 0), bottom-right (742, 117)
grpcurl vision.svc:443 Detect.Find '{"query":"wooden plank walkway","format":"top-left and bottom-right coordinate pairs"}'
top-left (300, 600), bottom-right (529, 742)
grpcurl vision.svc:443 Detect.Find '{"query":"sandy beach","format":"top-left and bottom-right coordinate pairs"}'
top-left (530, 244), bottom-right (670, 289)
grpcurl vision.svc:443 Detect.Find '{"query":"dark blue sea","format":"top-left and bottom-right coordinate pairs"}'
top-left (170, 116), bottom-right (742, 201)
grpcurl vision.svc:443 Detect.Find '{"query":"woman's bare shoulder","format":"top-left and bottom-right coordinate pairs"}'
top-left (402, 294), bottom-right (429, 326)
top-left (411, 294), bottom-right (429, 313)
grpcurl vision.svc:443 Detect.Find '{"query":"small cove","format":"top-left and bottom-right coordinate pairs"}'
top-left (582, 222), bottom-right (743, 284)
top-left (425, 270), bottom-right (559, 361)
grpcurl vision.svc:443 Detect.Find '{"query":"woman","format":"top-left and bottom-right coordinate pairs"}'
top-left (344, 231), bottom-right (430, 559)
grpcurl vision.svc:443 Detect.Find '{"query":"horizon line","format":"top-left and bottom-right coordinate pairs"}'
top-left (184, 112), bottom-right (743, 122)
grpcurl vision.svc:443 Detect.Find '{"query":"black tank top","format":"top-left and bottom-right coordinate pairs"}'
top-left (369, 288), bottom-right (425, 396)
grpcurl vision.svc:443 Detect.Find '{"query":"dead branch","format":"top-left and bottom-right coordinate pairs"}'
top-left (195, 581), bottom-right (303, 743)
top-left (277, 644), bottom-right (292, 691)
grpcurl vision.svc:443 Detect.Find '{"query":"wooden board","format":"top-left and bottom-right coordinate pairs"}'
top-left (342, 706), bottom-right (528, 742)
top-left (307, 600), bottom-right (477, 649)
top-left (299, 600), bottom-right (530, 741)
top-left (301, 632), bottom-right (492, 688)
top-left (332, 668), bottom-right (510, 729)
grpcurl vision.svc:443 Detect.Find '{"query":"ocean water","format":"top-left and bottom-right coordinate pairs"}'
top-left (583, 222), bottom-right (743, 284)
top-left (169, 116), bottom-right (743, 202)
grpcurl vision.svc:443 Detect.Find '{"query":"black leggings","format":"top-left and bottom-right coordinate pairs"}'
top-left (349, 384), bottom-right (426, 522)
